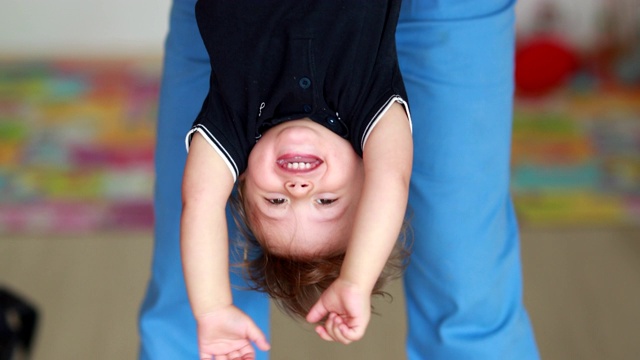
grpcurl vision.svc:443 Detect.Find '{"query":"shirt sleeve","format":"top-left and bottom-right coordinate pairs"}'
top-left (361, 94), bottom-right (412, 152)
top-left (184, 84), bottom-right (250, 183)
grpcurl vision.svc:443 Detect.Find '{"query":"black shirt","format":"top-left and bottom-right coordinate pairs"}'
top-left (187, 0), bottom-right (409, 180)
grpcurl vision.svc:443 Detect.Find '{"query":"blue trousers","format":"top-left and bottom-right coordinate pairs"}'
top-left (138, 0), bottom-right (540, 359)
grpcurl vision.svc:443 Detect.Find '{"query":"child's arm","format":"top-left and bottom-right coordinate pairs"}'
top-left (307, 102), bottom-right (413, 343)
top-left (182, 133), bottom-right (270, 358)
top-left (344, 101), bottom-right (413, 293)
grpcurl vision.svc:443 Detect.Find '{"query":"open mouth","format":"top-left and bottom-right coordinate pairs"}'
top-left (276, 154), bottom-right (323, 171)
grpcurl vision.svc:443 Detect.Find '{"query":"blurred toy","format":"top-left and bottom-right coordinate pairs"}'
top-left (515, 2), bottom-right (581, 96)
top-left (0, 288), bottom-right (38, 360)
top-left (516, 35), bottom-right (581, 96)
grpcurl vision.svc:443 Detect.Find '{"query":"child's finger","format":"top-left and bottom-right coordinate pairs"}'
top-left (315, 325), bottom-right (335, 342)
top-left (323, 313), bottom-right (338, 341)
top-left (329, 315), bottom-right (353, 345)
top-left (247, 322), bottom-right (271, 351)
top-left (199, 353), bottom-right (214, 360)
top-left (325, 313), bottom-right (351, 344)
top-left (332, 310), bottom-right (367, 342)
top-left (237, 345), bottom-right (257, 359)
top-left (339, 322), bottom-right (365, 342)
top-left (306, 300), bottom-right (328, 324)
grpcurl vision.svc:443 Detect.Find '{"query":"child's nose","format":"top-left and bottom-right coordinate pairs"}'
top-left (284, 180), bottom-right (313, 197)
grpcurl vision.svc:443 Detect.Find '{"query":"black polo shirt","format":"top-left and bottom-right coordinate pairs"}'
top-left (186, 0), bottom-right (410, 181)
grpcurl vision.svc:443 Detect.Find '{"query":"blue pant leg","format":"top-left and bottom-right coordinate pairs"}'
top-left (138, 1), bottom-right (270, 358)
top-left (396, 1), bottom-right (539, 359)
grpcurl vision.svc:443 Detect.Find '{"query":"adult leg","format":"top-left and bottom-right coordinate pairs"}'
top-left (138, 1), bottom-right (270, 358)
top-left (396, 1), bottom-right (539, 358)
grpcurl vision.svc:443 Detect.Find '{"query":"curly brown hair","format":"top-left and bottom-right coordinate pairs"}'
top-left (229, 187), bottom-right (412, 321)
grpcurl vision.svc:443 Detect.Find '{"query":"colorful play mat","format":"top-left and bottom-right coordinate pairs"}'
top-left (0, 59), bottom-right (639, 234)
top-left (0, 60), bottom-right (159, 234)
top-left (512, 91), bottom-right (640, 227)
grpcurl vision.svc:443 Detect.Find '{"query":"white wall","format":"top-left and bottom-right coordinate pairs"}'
top-left (0, 0), bottom-right (632, 56)
top-left (516, 0), bottom-right (639, 49)
top-left (0, 0), bottom-right (171, 57)
top-left (515, 0), bottom-right (602, 48)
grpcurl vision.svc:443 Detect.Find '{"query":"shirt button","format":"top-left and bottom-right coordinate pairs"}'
top-left (303, 104), bottom-right (312, 113)
top-left (324, 115), bottom-right (348, 137)
top-left (298, 77), bottom-right (311, 89)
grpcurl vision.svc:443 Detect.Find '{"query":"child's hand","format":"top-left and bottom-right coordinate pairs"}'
top-left (305, 278), bottom-right (371, 344)
top-left (196, 305), bottom-right (270, 360)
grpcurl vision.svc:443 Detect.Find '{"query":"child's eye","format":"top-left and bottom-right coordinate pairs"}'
top-left (315, 198), bottom-right (336, 205)
top-left (267, 198), bottom-right (287, 205)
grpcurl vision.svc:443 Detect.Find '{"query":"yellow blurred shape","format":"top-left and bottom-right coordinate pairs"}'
top-left (515, 192), bottom-right (626, 227)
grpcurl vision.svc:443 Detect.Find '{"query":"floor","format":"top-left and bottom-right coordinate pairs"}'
top-left (1, 228), bottom-right (639, 360)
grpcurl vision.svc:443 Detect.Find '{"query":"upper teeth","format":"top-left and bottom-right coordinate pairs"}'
top-left (287, 162), bottom-right (312, 169)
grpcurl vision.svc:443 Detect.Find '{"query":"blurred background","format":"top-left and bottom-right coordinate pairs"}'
top-left (0, 0), bottom-right (639, 359)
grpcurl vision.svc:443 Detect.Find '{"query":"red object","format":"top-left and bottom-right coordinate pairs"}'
top-left (515, 35), bottom-right (580, 96)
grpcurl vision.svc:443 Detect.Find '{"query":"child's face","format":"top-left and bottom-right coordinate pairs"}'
top-left (242, 118), bottom-right (364, 258)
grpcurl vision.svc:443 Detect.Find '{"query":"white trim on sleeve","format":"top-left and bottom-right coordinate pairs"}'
top-left (361, 95), bottom-right (412, 151)
top-left (185, 125), bottom-right (239, 182)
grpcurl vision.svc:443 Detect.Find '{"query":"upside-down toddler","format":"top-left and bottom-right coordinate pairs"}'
top-left (180, 1), bottom-right (413, 358)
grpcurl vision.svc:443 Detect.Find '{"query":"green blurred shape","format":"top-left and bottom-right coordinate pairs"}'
top-left (0, 122), bottom-right (27, 142)
top-left (513, 111), bottom-right (580, 136)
